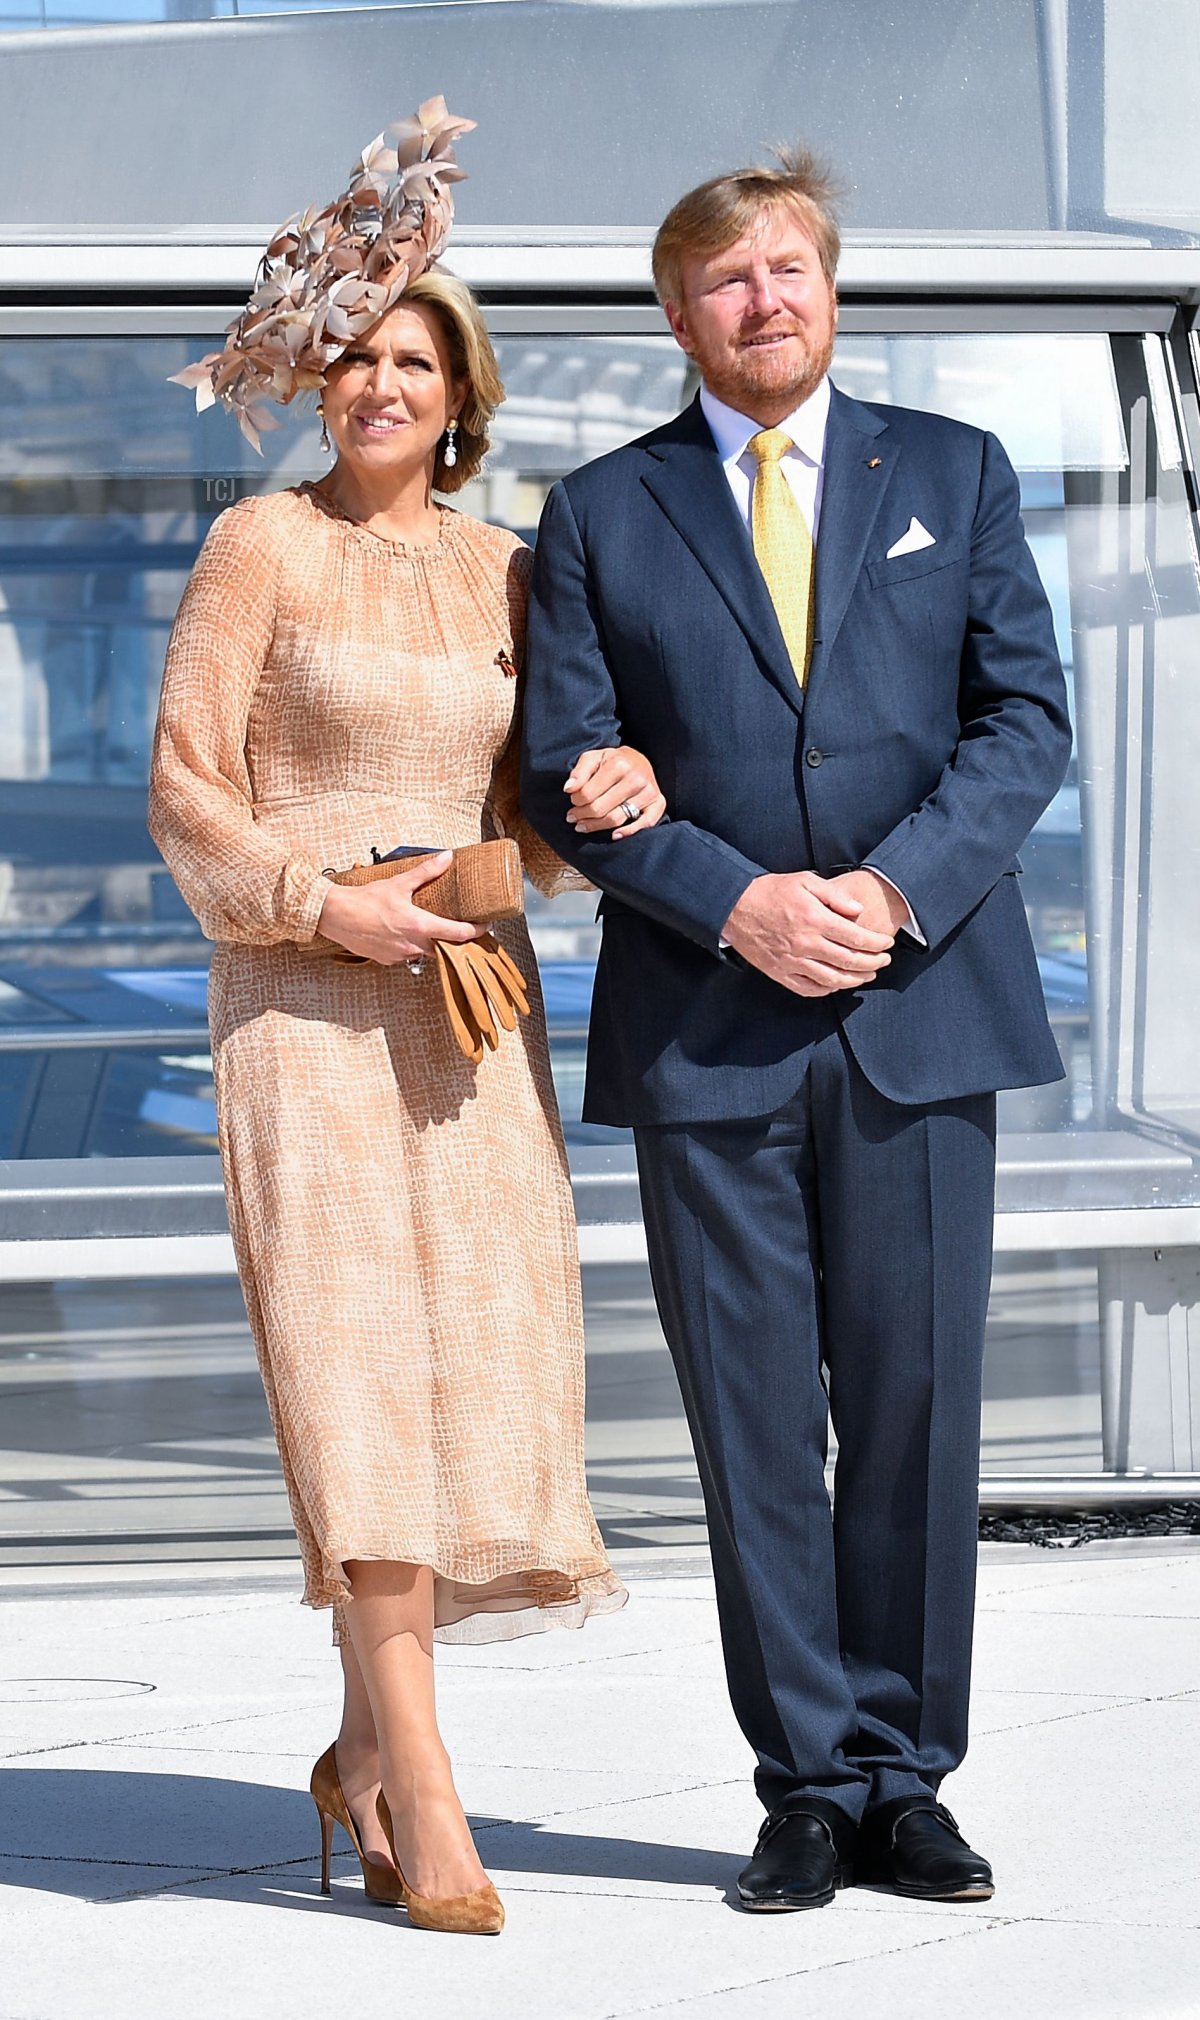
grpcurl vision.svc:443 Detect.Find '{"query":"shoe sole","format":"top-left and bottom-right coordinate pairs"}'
top-left (737, 1890), bottom-right (836, 1912)
top-left (890, 1881), bottom-right (995, 1902)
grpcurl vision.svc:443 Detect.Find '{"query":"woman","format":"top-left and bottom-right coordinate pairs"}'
top-left (149, 102), bottom-right (664, 1936)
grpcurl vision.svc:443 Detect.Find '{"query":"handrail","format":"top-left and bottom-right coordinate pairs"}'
top-left (0, 1025), bottom-right (210, 1051)
top-left (0, 1022), bottom-right (592, 1051)
top-left (980, 1474), bottom-right (1200, 1510)
top-left (0, 924), bottom-right (207, 943)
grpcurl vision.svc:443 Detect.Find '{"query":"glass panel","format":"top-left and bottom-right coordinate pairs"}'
top-left (3, 326), bottom-right (1200, 1226)
top-left (831, 334), bottom-right (1129, 471)
top-left (0, 1248), bottom-right (1103, 1567)
top-left (831, 330), bottom-right (1200, 1214)
top-left (0, 333), bottom-right (322, 1157)
top-left (982, 1252), bottom-right (1102, 1474)
top-left (0, 1275), bottom-right (291, 1560)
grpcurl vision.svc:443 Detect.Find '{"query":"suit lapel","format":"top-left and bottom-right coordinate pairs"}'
top-left (640, 397), bottom-right (804, 719)
top-left (640, 389), bottom-right (898, 716)
top-left (807, 387), bottom-right (896, 691)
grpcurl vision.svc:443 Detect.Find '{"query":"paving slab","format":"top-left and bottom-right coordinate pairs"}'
top-left (651, 1921), bottom-right (1200, 2020)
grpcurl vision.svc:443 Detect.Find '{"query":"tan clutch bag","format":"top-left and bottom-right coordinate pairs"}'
top-left (313, 838), bottom-right (530, 1065)
top-left (317, 837), bottom-right (524, 930)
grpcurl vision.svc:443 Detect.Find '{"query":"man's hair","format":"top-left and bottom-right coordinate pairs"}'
top-left (651, 145), bottom-right (841, 308)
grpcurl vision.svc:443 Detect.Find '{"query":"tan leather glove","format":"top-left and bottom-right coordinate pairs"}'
top-left (434, 934), bottom-right (531, 1064)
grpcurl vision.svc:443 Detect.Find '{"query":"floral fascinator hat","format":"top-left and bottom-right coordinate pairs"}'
top-left (170, 95), bottom-right (475, 451)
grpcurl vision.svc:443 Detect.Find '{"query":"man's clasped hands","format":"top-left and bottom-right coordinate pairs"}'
top-left (722, 868), bottom-right (909, 998)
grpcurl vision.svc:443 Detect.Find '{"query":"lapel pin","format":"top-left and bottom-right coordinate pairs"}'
top-left (867, 457), bottom-right (882, 469)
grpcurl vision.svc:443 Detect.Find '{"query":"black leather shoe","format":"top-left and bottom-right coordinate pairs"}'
top-left (860, 1800), bottom-right (994, 1901)
top-left (736, 1800), bottom-right (857, 1912)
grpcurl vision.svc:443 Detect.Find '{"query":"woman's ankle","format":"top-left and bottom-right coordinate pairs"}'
top-left (334, 1734), bottom-right (382, 1786)
top-left (380, 1727), bottom-right (454, 1778)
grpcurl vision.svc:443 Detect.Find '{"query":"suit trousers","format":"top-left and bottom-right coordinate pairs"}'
top-left (633, 1026), bottom-right (997, 1822)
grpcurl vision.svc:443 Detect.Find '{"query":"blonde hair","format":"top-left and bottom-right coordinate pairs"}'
top-left (652, 145), bottom-right (841, 308)
top-left (403, 268), bottom-right (504, 492)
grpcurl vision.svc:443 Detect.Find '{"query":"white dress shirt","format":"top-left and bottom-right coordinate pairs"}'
top-left (700, 377), bottom-right (830, 539)
top-left (699, 376), bottom-right (923, 944)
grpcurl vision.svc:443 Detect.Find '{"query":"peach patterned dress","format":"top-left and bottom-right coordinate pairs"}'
top-left (148, 483), bottom-right (625, 1643)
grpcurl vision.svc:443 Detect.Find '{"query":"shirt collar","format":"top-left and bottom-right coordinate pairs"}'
top-left (699, 375), bottom-right (832, 469)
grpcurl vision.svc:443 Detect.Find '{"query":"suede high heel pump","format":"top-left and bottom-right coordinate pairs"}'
top-left (376, 1791), bottom-right (505, 1935)
top-left (310, 1745), bottom-right (406, 1905)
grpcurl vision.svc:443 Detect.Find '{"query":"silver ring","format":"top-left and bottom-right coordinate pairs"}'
top-left (618, 799), bottom-right (640, 826)
top-left (406, 958), bottom-right (426, 977)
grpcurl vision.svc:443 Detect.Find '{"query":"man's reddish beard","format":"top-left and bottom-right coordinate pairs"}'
top-left (694, 319), bottom-right (836, 417)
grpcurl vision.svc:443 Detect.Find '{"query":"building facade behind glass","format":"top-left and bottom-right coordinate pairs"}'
top-left (2, 0), bottom-right (1199, 1557)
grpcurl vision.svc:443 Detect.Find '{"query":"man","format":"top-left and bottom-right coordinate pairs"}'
top-left (520, 148), bottom-right (1070, 1911)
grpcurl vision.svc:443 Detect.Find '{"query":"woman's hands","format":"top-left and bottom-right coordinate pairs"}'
top-left (564, 746), bottom-right (667, 838)
top-left (316, 851), bottom-right (485, 966)
top-left (317, 743), bottom-right (669, 962)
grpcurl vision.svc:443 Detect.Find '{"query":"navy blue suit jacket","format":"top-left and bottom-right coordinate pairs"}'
top-left (520, 385), bottom-right (1072, 1125)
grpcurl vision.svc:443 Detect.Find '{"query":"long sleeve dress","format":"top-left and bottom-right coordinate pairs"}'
top-left (148, 482), bottom-right (625, 1643)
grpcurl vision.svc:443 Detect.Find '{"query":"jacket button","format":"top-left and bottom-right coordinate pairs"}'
top-left (805, 747), bottom-right (825, 768)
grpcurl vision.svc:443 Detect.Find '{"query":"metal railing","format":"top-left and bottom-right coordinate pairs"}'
top-left (0, 0), bottom-right (501, 29)
top-left (0, 1023), bottom-right (209, 1050)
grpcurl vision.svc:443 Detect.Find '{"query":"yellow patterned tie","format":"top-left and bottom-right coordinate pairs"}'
top-left (748, 428), bottom-right (815, 688)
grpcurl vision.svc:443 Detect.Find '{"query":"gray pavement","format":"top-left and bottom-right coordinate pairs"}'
top-left (3, 1541), bottom-right (1199, 2019)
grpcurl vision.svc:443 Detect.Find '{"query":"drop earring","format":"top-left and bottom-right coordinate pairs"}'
top-left (317, 404), bottom-right (331, 455)
top-left (443, 417), bottom-right (458, 469)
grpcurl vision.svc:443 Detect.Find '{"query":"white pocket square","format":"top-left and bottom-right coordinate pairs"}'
top-left (886, 517), bottom-right (936, 560)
